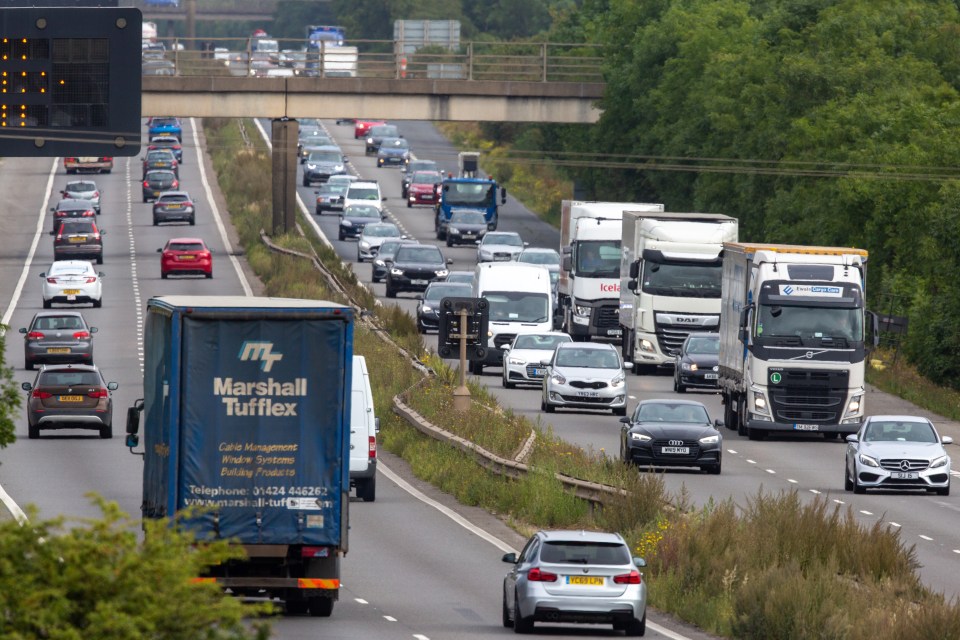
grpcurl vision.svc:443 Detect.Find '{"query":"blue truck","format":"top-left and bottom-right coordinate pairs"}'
top-left (126, 295), bottom-right (353, 617)
top-left (434, 177), bottom-right (507, 239)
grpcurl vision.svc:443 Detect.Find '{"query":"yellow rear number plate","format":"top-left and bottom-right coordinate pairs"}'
top-left (58, 395), bottom-right (83, 402)
top-left (46, 348), bottom-right (71, 354)
top-left (567, 576), bottom-right (604, 586)
top-left (69, 236), bottom-right (87, 243)
top-left (179, 255), bottom-right (196, 260)
top-left (62, 289), bottom-right (81, 295)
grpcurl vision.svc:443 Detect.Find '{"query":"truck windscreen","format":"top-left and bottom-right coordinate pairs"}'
top-left (483, 291), bottom-right (550, 323)
top-left (756, 305), bottom-right (863, 342)
top-left (640, 259), bottom-right (721, 297)
top-left (445, 183), bottom-right (494, 206)
top-left (576, 240), bottom-right (620, 277)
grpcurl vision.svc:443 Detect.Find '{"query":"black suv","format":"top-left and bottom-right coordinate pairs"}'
top-left (385, 244), bottom-right (452, 298)
top-left (52, 219), bottom-right (105, 264)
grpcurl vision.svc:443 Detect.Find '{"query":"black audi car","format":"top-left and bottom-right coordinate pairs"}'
top-left (673, 332), bottom-right (720, 393)
top-left (384, 244), bottom-right (452, 298)
top-left (338, 204), bottom-right (384, 241)
top-left (619, 399), bottom-right (723, 474)
top-left (371, 239), bottom-right (418, 283)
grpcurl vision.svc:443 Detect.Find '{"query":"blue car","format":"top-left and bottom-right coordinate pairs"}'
top-left (376, 137), bottom-right (410, 168)
top-left (148, 116), bottom-right (183, 142)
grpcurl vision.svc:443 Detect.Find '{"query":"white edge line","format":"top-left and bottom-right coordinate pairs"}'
top-left (648, 620), bottom-right (699, 640)
top-left (190, 117), bottom-right (253, 296)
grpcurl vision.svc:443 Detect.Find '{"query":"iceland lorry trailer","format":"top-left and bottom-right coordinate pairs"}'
top-left (717, 243), bottom-right (868, 440)
top-left (126, 296), bottom-right (353, 616)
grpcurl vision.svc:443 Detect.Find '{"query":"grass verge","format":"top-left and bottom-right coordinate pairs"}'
top-left (203, 118), bottom-right (960, 639)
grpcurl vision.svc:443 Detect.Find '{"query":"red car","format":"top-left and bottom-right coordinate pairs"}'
top-left (406, 170), bottom-right (444, 207)
top-left (354, 119), bottom-right (386, 139)
top-left (158, 237), bottom-right (212, 279)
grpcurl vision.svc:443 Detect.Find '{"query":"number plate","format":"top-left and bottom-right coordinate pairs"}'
top-left (62, 289), bottom-right (81, 295)
top-left (494, 255), bottom-right (511, 261)
top-left (179, 255), bottom-right (196, 260)
top-left (607, 329), bottom-right (622, 337)
top-left (892, 471), bottom-right (918, 480)
top-left (411, 279), bottom-right (428, 285)
top-left (567, 575), bottom-right (604, 586)
top-left (46, 348), bottom-right (71, 354)
top-left (531, 368), bottom-right (543, 377)
top-left (165, 203), bottom-right (182, 209)
top-left (68, 236), bottom-right (87, 243)
top-left (661, 446), bottom-right (690, 455)
top-left (58, 395), bottom-right (83, 402)
top-left (705, 373), bottom-right (718, 380)
top-left (422, 194), bottom-right (434, 200)
top-left (794, 424), bottom-right (820, 431)
top-left (577, 391), bottom-right (599, 397)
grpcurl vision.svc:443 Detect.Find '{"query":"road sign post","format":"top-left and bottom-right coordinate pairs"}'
top-left (437, 297), bottom-right (488, 411)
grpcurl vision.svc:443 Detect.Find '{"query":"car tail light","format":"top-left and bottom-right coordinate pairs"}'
top-left (142, 180), bottom-right (149, 188)
top-left (172, 179), bottom-right (179, 188)
top-left (85, 277), bottom-right (97, 284)
top-left (92, 231), bottom-right (101, 240)
top-left (527, 568), bottom-right (558, 582)
top-left (368, 436), bottom-right (376, 460)
top-left (93, 191), bottom-right (99, 198)
top-left (84, 210), bottom-right (95, 218)
top-left (73, 331), bottom-right (90, 339)
top-left (55, 231), bottom-right (62, 241)
top-left (88, 388), bottom-right (109, 399)
top-left (27, 331), bottom-right (44, 339)
top-left (32, 389), bottom-right (53, 399)
top-left (46, 277), bottom-right (58, 284)
top-left (613, 570), bottom-right (642, 585)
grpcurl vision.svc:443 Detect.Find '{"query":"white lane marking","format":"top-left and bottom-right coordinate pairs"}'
top-left (355, 598), bottom-right (368, 605)
top-left (649, 621), bottom-right (702, 640)
top-left (787, 479), bottom-right (798, 484)
top-left (0, 158), bottom-right (58, 330)
top-left (919, 534), bottom-right (933, 541)
top-left (953, 549), bottom-right (960, 554)
top-left (125, 158), bottom-right (145, 374)
top-left (746, 459), bottom-right (756, 464)
top-left (889, 522), bottom-right (901, 528)
top-left (190, 117), bottom-right (252, 296)
top-left (765, 469), bottom-right (776, 474)
top-left (809, 489), bottom-right (821, 495)
top-left (726, 448), bottom-right (737, 454)
top-left (860, 510), bottom-right (873, 516)
top-left (412, 635), bottom-right (430, 640)
top-left (833, 499), bottom-right (845, 504)
top-left (384, 615), bottom-right (397, 622)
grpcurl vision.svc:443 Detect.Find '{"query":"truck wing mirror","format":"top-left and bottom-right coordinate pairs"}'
top-left (126, 403), bottom-right (142, 435)
top-left (500, 188), bottom-right (507, 204)
top-left (561, 256), bottom-right (572, 271)
top-left (629, 261), bottom-right (640, 279)
top-left (627, 280), bottom-right (637, 292)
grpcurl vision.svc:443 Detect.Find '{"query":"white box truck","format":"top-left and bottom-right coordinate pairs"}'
top-left (470, 262), bottom-right (555, 374)
top-left (559, 200), bottom-right (663, 342)
top-left (619, 212), bottom-right (739, 371)
top-left (717, 243), bottom-right (868, 440)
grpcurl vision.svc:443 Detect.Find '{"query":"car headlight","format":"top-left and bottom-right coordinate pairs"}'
top-left (307, 163), bottom-right (316, 170)
top-left (699, 434), bottom-right (720, 444)
top-left (390, 268), bottom-right (403, 276)
top-left (858, 453), bottom-right (880, 468)
top-left (366, 137), bottom-right (374, 144)
top-left (611, 373), bottom-right (625, 388)
top-left (479, 250), bottom-right (491, 258)
top-left (631, 432), bottom-right (652, 442)
top-left (574, 305), bottom-right (590, 317)
top-left (334, 165), bottom-right (344, 171)
top-left (359, 241), bottom-right (370, 250)
top-left (374, 259), bottom-right (385, 266)
top-left (508, 357), bottom-right (526, 366)
top-left (930, 455), bottom-right (949, 469)
top-left (449, 228), bottom-right (461, 235)
top-left (341, 220), bottom-right (352, 226)
top-left (681, 362), bottom-right (697, 371)
top-left (435, 269), bottom-right (449, 277)
top-left (421, 305), bottom-right (433, 313)
top-left (550, 372), bottom-right (566, 385)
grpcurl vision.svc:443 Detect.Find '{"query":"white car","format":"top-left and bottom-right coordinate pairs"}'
top-left (477, 231), bottom-right (527, 263)
top-left (845, 415), bottom-right (952, 495)
top-left (357, 222), bottom-right (403, 262)
top-left (342, 180), bottom-right (385, 213)
top-left (501, 332), bottom-right (572, 388)
top-left (40, 260), bottom-right (103, 308)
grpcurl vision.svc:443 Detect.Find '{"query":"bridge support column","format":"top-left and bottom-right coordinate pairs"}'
top-left (271, 118), bottom-right (298, 234)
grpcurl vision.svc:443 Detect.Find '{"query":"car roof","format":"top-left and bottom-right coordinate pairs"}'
top-left (168, 237), bottom-right (206, 244)
top-left (157, 191), bottom-right (190, 198)
top-left (637, 398), bottom-right (709, 408)
top-left (536, 530), bottom-right (626, 545)
top-left (54, 199), bottom-right (96, 209)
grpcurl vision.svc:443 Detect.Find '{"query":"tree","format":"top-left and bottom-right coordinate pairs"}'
top-left (0, 497), bottom-right (272, 639)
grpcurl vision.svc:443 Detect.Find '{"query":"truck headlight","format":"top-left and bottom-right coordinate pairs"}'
top-left (847, 394), bottom-right (863, 414)
top-left (753, 392), bottom-right (769, 414)
top-left (574, 305), bottom-right (591, 317)
top-left (638, 339), bottom-right (655, 353)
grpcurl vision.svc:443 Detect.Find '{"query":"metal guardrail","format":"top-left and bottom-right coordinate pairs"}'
top-left (144, 38), bottom-right (605, 83)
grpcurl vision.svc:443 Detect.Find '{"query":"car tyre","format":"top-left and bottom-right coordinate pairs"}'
top-left (512, 591), bottom-right (533, 634)
top-left (853, 471), bottom-right (866, 494)
top-left (502, 372), bottom-right (514, 389)
top-left (100, 423), bottom-right (113, 439)
top-left (446, 237), bottom-right (453, 247)
top-left (338, 231), bottom-right (345, 241)
top-left (25, 360), bottom-right (34, 371)
top-left (844, 465), bottom-right (854, 491)
top-left (624, 612), bottom-right (646, 637)
top-left (43, 299), bottom-right (52, 309)
top-left (357, 477), bottom-right (376, 502)
top-left (407, 201), bottom-right (412, 208)
top-left (153, 217), bottom-right (158, 226)
top-left (502, 591), bottom-right (513, 628)
top-left (302, 176), bottom-right (309, 187)
top-left (96, 255), bottom-right (103, 265)
top-left (937, 481), bottom-right (951, 497)
top-left (544, 400), bottom-right (555, 413)
top-left (189, 217), bottom-right (195, 226)
top-left (206, 270), bottom-right (213, 279)
top-left (28, 423), bottom-right (39, 439)
top-left (674, 377), bottom-right (686, 393)
top-left (385, 283), bottom-right (396, 299)
top-left (704, 462), bottom-right (721, 475)
top-left (93, 298), bottom-right (102, 308)
top-left (161, 272), bottom-right (168, 280)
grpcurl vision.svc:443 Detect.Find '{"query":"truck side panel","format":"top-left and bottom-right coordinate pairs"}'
top-left (718, 244), bottom-right (749, 388)
top-left (143, 308), bottom-right (175, 519)
top-left (177, 317), bottom-right (349, 545)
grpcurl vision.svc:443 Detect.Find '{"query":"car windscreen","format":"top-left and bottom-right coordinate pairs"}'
top-left (519, 251), bottom-right (559, 265)
top-left (450, 212), bottom-right (486, 224)
top-left (380, 138), bottom-right (408, 149)
top-left (395, 247), bottom-right (442, 263)
top-left (345, 206), bottom-right (380, 219)
top-left (309, 152), bottom-right (341, 163)
top-left (147, 150), bottom-right (174, 160)
top-left (514, 334), bottom-right (570, 351)
top-left (636, 402), bottom-right (710, 423)
top-left (484, 233), bottom-right (522, 247)
top-left (424, 284), bottom-right (472, 302)
top-left (863, 420), bottom-right (938, 443)
top-left (413, 172), bottom-right (442, 184)
top-left (364, 225), bottom-right (399, 237)
top-left (554, 348), bottom-right (621, 369)
top-left (685, 336), bottom-right (719, 355)
top-left (347, 187), bottom-right (380, 201)
top-left (540, 541), bottom-right (630, 565)
top-left (370, 125), bottom-right (399, 137)
top-left (168, 242), bottom-right (204, 252)
top-left (484, 291), bottom-right (549, 323)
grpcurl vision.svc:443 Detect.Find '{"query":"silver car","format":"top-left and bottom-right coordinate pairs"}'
top-left (502, 530), bottom-right (647, 635)
top-left (501, 332), bottom-right (572, 388)
top-left (60, 180), bottom-right (101, 213)
top-left (357, 222), bottom-right (403, 262)
top-left (541, 342), bottom-right (630, 415)
top-left (477, 231), bottom-right (527, 262)
top-left (845, 415), bottom-right (952, 495)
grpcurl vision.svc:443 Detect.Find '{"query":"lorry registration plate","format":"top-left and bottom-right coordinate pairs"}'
top-left (794, 424), bottom-right (820, 431)
top-left (567, 576), bottom-right (604, 586)
top-left (662, 446), bottom-right (690, 455)
top-left (607, 329), bottom-right (622, 337)
top-left (892, 471), bottom-right (918, 480)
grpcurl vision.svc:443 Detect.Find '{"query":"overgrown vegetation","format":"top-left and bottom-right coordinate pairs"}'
top-left (202, 117), bottom-right (960, 638)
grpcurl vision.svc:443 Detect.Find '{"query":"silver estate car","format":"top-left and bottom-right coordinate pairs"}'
top-left (845, 415), bottom-right (952, 495)
top-left (502, 530), bottom-right (647, 635)
top-left (541, 342), bottom-right (631, 416)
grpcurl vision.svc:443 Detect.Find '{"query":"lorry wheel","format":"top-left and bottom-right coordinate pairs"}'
top-left (358, 477), bottom-right (376, 502)
top-left (722, 396), bottom-right (737, 431)
top-left (748, 427), bottom-right (765, 441)
top-left (308, 598), bottom-right (334, 617)
top-left (285, 599), bottom-right (309, 616)
top-left (736, 397), bottom-right (748, 437)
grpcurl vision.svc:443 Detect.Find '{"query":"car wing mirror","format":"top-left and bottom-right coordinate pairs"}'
top-left (501, 552), bottom-right (517, 564)
top-left (619, 416), bottom-right (631, 424)
top-left (446, 258), bottom-right (454, 265)
top-left (98, 272), bottom-right (105, 278)
top-left (39, 272), bottom-right (45, 277)
top-left (540, 359), bottom-right (551, 366)
top-left (623, 362), bottom-right (633, 369)
top-left (48, 230), bottom-right (55, 236)
top-left (633, 557), bottom-right (646, 568)
top-left (21, 382), bottom-right (32, 391)
top-left (18, 327), bottom-right (27, 334)
top-left (845, 434), bottom-right (858, 443)
top-left (107, 382), bottom-right (119, 391)
top-left (90, 327), bottom-right (98, 334)
top-left (500, 344), bottom-right (510, 350)
top-left (943, 436), bottom-right (953, 445)
top-left (714, 418), bottom-right (723, 428)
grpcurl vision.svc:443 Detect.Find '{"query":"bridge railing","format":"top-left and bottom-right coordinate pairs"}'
top-left (143, 37), bottom-right (605, 83)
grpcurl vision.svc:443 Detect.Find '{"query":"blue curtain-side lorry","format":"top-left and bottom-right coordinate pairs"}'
top-left (127, 295), bottom-right (353, 617)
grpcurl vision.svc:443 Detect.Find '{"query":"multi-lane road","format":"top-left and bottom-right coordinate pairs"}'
top-left (0, 114), bottom-right (957, 640)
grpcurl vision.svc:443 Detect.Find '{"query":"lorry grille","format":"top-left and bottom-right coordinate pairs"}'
top-left (653, 314), bottom-right (719, 357)
top-left (768, 368), bottom-right (849, 425)
top-left (594, 305), bottom-right (620, 330)
top-left (569, 380), bottom-right (608, 390)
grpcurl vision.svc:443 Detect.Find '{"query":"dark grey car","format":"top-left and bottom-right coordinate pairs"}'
top-left (52, 219), bottom-right (104, 264)
top-left (444, 210), bottom-right (488, 247)
top-left (60, 180), bottom-right (101, 213)
top-left (673, 333), bottom-right (720, 392)
top-left (416, 282), bottom-right (473, 333)
top-left (50, 199), bottom-right (97, 233)
top-left (142, 169), bottom-right (179, 203)
top-left (153, 191), bottom-right (196, 226)
top-left (20, 311), bottom-right (97, 370)
top-left (365, 124), bottom-right (400, 155)
top-left (371, 239), bottom-right (418, 283)
top-left (302, 146), bottom-right (348, 186)
top-left (385, 244), bottom-right (452, 298)
top-left (619, 399), bottom-right (723, 474)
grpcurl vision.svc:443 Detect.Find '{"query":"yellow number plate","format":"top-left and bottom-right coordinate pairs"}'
top-left (179, 255), bottom-right (196, 260)
top-left (62, 289), bottom-right (81, 295)
top-left (69, 236), bottom-right (87, 243)
top-left (567, 576), bottom-right (604, 586)
top-left (58, 395), bottom-right (84, 402)
top-left (46, 348), bottom-right (71, 354)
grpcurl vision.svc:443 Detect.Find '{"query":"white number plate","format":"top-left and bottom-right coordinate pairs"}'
top-left (577, 391), bottom-right (599, 397)
top-left (531, 368), bottom-right (543, 377)
top-left (794, 424), bottom-right (820, 431)
top-left (411, 279), bottom-right (428, 285)
top-left (662, 446), bottom-right (690, 455)
top-left (607, 329), bottom-right (622, 336)
top-left (705, 373), bottom-right (718, 380)
top-left (892, 471), bottom-right (918, 480)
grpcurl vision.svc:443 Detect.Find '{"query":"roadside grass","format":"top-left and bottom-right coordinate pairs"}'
top-left (866, 348), bottom-right (960, 422)
top-left (203, 118), bottom-right (960, 639)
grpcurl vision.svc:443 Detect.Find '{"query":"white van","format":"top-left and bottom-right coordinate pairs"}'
top-left (471, 262), bottom-right (557, 374)
top-left (350, 355), bottom-right (378, 502)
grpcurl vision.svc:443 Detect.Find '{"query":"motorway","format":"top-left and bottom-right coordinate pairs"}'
top-left (0, 119), bottom-right (717, 639)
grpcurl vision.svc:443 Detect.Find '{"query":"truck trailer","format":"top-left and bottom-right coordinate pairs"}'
top-left (717, 244), bottom-right (868, 440)
top-left (558, 201), bottom-right (663, 342)
top-left (126, 296), bottom-right (353, 616)
top-left (618, 211), bottom-right (738, 370)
